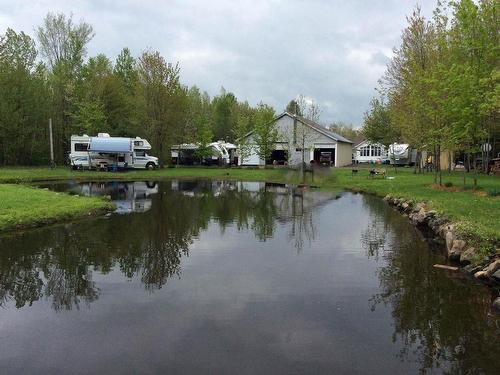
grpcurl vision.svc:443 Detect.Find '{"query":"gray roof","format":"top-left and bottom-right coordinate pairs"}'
top-left (237, 112), bottom-right (354, 144)
top-left (289, 113), bottom-right (353, 143)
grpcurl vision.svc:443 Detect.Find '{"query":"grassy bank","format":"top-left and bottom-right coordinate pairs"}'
top-left (0, 183), bottom-right (114, 232)
top-left (332, 168), bottom-right (500, 253)
top-left (0, 166), bottom-right (498, 254)
top-left (0, 166), bottom-right (294, 184)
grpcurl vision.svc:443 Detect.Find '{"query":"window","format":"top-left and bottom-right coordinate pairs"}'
top-left (135, 150), bottom-right (146, 157)
top-left (74, 143), bottom-right (88, 152)
top-left (360, 146), bottom-right (370, 157)
top-left (134, 140), bottom-right (144, 147)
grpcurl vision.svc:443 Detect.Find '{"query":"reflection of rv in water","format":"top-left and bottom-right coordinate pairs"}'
top-left (69, 181), bottom-right (159, 213)
top-left (388, 143), bottom-right (417, 166)
top-left (69, 133), bottom-right (159, 170)
top-left (171, 142), bottom-right (236, 165)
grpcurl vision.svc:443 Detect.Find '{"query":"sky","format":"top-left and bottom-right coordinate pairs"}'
top-left (0, 0), bottom-right (436, 127)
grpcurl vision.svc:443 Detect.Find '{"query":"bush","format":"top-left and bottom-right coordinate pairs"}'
top-left (487, 188), bottom-right (500, 197)
top-left (444, 181), bottom-right (453, 188)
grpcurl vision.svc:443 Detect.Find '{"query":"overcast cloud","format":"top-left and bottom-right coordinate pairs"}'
top-left (0, 0), bottom-right (435, 126)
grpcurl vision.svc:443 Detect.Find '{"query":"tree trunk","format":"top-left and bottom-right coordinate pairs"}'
top-left (433, 145), bottom-right (438, 184)
top-left (437, 145), bottom-right (442, 186)
top-left (473, 154), bottom-right (478, 190)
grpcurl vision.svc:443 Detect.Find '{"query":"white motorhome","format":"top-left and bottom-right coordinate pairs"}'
top-left (69, 133), bottom-right (159, 170)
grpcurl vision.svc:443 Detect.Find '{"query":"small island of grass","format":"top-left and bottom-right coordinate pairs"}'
top-left (0, 183), bottom-right (114, 232)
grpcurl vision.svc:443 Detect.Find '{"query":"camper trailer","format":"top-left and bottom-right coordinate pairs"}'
top-left (171, 142), bottom-right (235, 165)
top-left (69, 133), bottom-right (159, 170)
top-left (388, 143), bottom-right (417, 166)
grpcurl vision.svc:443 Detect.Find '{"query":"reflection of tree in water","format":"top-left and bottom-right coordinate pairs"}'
top-left (0, 232), bottom-right (99, 311)
top-left (288, 188), bottom-right (316, 252)
top-left (0, 180), bottom-right (337, 310)
top-left (360, 195), bottom-right (500, 374)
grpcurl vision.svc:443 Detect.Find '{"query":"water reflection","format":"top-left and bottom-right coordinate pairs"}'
top-left (41, 181), bottom-right (159, 213)
top-left (360, 195), bottom-right (500, 374)
top-left (0, 181), bottom-right (498, 374)
top-left (0, 180), bottom-right (338, 308)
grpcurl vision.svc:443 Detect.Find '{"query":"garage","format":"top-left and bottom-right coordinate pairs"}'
top-left (313, 148), bottom-right (335, 165)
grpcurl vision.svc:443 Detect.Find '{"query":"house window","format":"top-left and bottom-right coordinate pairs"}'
top-left (74, 143), bottom-right (88, 151)
top-left (360, 146), bottom-right (370, 157)
top-left (372, 146), bottom-right (381, 157)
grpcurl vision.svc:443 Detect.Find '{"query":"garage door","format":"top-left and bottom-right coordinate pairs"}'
top-left (241, 150), bottom-right (261, 165)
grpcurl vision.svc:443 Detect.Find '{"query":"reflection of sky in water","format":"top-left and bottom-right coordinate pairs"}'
top-left (0, 180), bottom-right (498, 375)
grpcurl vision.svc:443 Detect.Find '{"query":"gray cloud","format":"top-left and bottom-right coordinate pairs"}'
top-left (0, 0), bottom-right (435, 126)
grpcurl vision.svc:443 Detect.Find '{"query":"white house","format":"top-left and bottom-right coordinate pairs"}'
top-left (353, 140), bottom-right (389, 164)
top-left (237, 112), bottom-right (353, 167)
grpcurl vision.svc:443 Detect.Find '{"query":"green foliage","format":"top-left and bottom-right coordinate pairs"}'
top-left (0, 12), bottom-right (277, 167)
top-left (329, 121), bottom-right (361, 141)
top-left (252, 103), bottom-right (277, 162)
top-left (486, 188), bottom-right (500, 197)
top-left (285, 99), bottom-right (303, 116)
top-left (0, 28), bottom-right (49, 165)
top-left (369, 0), bottom-right (498, 185)
top-left (114, 47), bottom-right (137, 93)
top-left (362, 98), bottom-right (399, 147)
top-left (212, 87), bottom-right (238, 141)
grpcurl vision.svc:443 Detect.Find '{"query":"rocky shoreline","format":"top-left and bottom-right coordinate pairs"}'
top-left (382, 194), bottom-right (500, 312)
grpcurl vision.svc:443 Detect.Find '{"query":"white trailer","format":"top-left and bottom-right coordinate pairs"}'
top-left (171, 142), bottom-right (235, 165)
top-left (69, 133), bottom-right (159, 170)
top-left (388, 143), bottom-right (417, 166)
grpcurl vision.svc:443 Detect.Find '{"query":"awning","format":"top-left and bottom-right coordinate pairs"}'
top-left (89, 137), bottom-right (132, 153)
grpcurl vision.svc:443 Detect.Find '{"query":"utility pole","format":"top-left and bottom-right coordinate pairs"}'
top-left (49, 118), bottom-right (55, 169)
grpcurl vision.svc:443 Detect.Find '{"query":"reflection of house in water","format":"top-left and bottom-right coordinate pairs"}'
top-left (235, 181), bottom-right (341, 251)
top-left (237, 181), bottom-right (340, 221)
top-left (171, 179), bottom-right (238, 197)
top-left (69, 181), bottom-right (159, 213)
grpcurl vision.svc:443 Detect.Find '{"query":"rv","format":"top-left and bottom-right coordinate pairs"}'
top-left (171, 142), bottom-right (235, 165)
top-left (69, 133), bottom-right (159, 170)
top-left (388, 143), bottom-right (417, 166)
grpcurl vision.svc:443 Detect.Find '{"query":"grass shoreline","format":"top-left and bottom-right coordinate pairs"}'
top-left (0, 166), bottom-right (499, 257)
top-left (0, 183), bottom-right (115, 233)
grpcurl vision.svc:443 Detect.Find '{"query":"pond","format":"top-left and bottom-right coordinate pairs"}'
top-left (0, 180), bottom-right (499, 374)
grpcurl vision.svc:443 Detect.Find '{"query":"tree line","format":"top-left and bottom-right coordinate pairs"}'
top-left (362, 0), bottom-right (498, 186)
top-left (0, 12), bottom-right (280, 166)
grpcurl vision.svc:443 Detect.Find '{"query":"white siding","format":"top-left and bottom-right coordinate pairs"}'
top-left (238, 113), bottom-right (353, 167)
top-left (354, 141), bottom-right (388, 163)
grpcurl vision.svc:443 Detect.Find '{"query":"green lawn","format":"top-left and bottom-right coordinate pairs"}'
top-left (0, 183), bottom-right (114, 232)
top-left (0, 166), bottom-right (498, 254)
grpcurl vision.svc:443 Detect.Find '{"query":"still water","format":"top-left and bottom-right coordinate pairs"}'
top-left (0, 180), bottom-right (498, 374)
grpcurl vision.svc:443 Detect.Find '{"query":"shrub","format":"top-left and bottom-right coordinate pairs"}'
top-left (487, 188), bottom-right (500, 197)
top-left (444, 181), bottom-right (453, 188)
